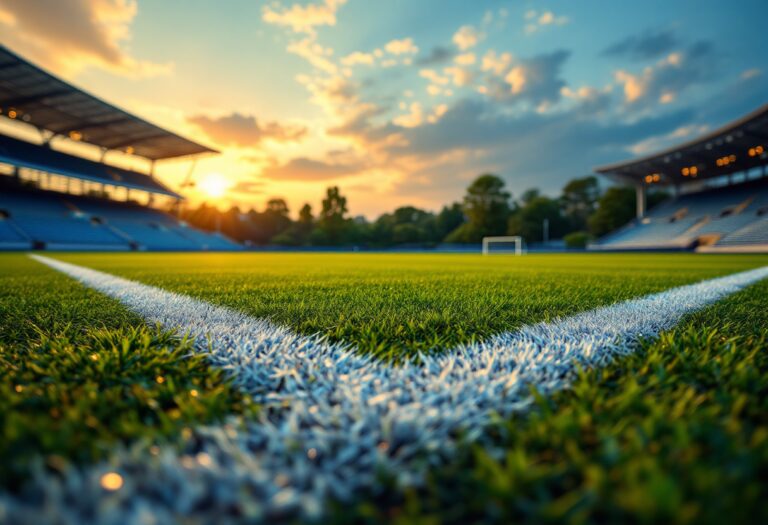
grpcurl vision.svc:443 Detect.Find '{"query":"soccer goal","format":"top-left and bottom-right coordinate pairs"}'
top-left (482, 236), bottom-right (525, 255)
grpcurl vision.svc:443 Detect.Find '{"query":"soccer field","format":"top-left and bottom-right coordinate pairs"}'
top-left (2, 252), bottom-right (768, 523)
top-left (28, 252), bottom-right (768, 357)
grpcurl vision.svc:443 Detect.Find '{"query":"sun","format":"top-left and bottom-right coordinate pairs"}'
top-left (197, 173), bottom-right (231, 198)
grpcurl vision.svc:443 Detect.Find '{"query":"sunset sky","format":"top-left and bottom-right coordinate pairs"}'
top-left (0, 0), bottom-right (766, 218)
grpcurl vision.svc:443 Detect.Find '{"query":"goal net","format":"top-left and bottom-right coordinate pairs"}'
top-left (482, 236), bottom-right (525, 255)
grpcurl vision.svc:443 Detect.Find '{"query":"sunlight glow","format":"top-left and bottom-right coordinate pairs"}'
top-left (198, 173), bottom-right (231, 198)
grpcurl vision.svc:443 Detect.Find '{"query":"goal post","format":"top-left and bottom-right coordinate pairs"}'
top-left (482, 236), bottom-right (525, 256)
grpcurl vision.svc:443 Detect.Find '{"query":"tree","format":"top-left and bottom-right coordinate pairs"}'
top-left (219, 206), bottom-right (248, 241)
top-left (436, 202), bottom-right (464, 240)
top-left (588, 186), bottom-right (636, 237)
top-left (272, 203), bottom-right (314, 246)
top-left (520, 188), bottom-right (540, 205)
top-left (263, 198), bottom-right (291, 238)
top-left (370, 206), bottom-right (437, 246)
top-left (561, 176), bottom-right (600, 231)
top-left (563, 231), bottom-right (590, 249)
top-left (240, 199), bottom-right (291, 244)
top-left (298, 203), bottom-right (313, 226)
top-left (181, 202), bottom-right (219, 232)
top-left (318, 186), bottom-right (349, 244)
top-left (446, 174), bottom-right (511, 243)
top-left (508, 196), bottom-right (569, 242)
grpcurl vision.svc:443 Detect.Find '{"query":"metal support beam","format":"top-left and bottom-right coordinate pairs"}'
top-left (636, 184), bottom-right (646, 219)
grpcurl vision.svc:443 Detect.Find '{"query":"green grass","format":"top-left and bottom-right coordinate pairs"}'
top-left (0, 254), bottom-right (256, 488)
top-left (50, 252), bottom-right (768, 360)
top-left (2, 251), bottom-right (768, 523)
top-left (333, 278), bottom-right (768, 525)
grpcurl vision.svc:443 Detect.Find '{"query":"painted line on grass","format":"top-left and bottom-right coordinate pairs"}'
top-left (9, 254), bottom-right (768, 523)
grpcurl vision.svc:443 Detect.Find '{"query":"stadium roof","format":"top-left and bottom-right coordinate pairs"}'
top-left (0, 45), bottom-right (216, 161)
top-left (0, 133), bottom-right (181, 198)
top-left (595, 103), bottom-right (768, 186)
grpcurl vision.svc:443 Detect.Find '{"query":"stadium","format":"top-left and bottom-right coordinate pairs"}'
top-left (0, 45), bottom-right (238, 252)
top-left (591, 103), bottom-right (768, 252)
top-left (2, 40), bottom-right (767, 254)
top-left (1, 2), bottom-right (768, 524)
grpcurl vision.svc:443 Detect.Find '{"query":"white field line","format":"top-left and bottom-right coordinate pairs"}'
top-left (6, 254), bottom-right (768, 524)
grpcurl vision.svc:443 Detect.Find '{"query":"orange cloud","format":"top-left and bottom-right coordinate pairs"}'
top-left (188, 113), bottom-right (308, 148)
top-left (260, 156), bottom-right (365, 181)
top-left (0, 0), bottom-right (171, 77)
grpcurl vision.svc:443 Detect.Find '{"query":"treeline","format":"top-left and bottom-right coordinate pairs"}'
top-left (179, 175), bottom-right (666, 248)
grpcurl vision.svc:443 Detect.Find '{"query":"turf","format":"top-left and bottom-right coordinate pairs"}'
top-left (48, 252), bottom-right (768, 360)
top-left (333, 277), bottom-right (768, 524)
top-left (0, 254), bottom-right (256, 488)
top-left (2, 251), bottom-right (768, 523)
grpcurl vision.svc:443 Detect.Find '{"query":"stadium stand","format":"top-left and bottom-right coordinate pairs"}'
top-left (593, 103), bottom-right (768, 252)
top-left (0, 214), bottom-right (30, 250)
top-left (716, 217), bottom-right (768, 248)
top-left (590, 179), bottom-right (768, 251)
top-left (0, 44), bottom-right (240, 252)
top-left (0, 180), bottom-right (240, 251)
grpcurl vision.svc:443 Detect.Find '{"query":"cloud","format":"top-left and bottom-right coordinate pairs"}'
top-left (392, 102), bottom-right (449, 128)
top-left (287, 37), bottom-right (338, 74)
top-left (627, 124), bottom-right (710, 155)
top-left (260, 156), bottom-right (365, 181)
top-left (481, 50), bottom-right (513, 75)
top-left (187, 113), bottom-right (308, 147)
top-left (613, 41), bottom-right (716, 107)
top-left (341, 51), bottom-right (375, 66)
top-left (603, 29), bottom-right (679, 61)
top-left (489, 50), bottom-right (571, 107)
top-left (297, 73), bottom-right (363, 118)
top-left (419, 68), bottom-right (450, 85)
top-left (231, 180), bottom-right (266, 195)
top-left (415, 46), bottom-right (456, 66)
top-left (261, 0), bottom-right (347, 35)
top-left (327, 104), bottom-right (403, 151)
top-left (454, 52), bottom-right (476, 66)
top-left (387, 98), bottom-right (698, 199)
top-left (0, 0), bottom-right (171, 77)
top-left (561, 85), bottom-right (614, 110)
top-left (741, 68), bottom-right (761, 80)
top-left (253, 0), bottom-right (752, 217)
top-left (385, 37), bottom-right (418, 55)
top-left (524, 9), bottom-right (569, 34)
top-left (393, 102), bottom-right (425, 128)
top-left (444, 66), bottom-right (473, 87)
top-left (452, 25), bottom-right (483, 51)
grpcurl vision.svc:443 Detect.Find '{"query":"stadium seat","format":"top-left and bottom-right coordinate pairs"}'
top-left (0, 179), bottom-right (240, 251)
top-left (0, 216), bottom-right (31, 249)
top-left (716, 217), bottom-right (768, 247)
top-left (592, 179), bottom-right (768, 250)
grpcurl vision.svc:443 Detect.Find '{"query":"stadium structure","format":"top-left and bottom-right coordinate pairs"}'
top-left (591, 104), bottom-right (768, 252)
top-left (0, 43), bottom-right (766, 253)
top-left (0, 45), bottom-right (240, 252)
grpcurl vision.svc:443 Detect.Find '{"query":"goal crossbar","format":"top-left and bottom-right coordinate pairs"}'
top-left (482, 236), bottom-right (524, 256)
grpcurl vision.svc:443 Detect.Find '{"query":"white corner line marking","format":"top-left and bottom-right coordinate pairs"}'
top-left (13, 254), bottom-right (768, 522)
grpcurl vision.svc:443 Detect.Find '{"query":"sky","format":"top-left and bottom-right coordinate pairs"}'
top-left (0, 0), bottom-right (766, 218)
